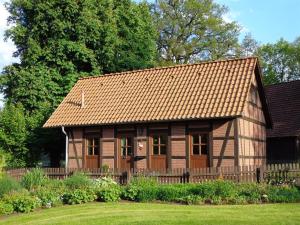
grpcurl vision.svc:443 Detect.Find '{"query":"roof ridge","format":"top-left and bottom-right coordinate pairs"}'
top-left (79, 56), bottom-right (258, 80)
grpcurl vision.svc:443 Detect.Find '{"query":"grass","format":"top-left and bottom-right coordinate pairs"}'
top-left (0, 203), bottom-right (300, 225)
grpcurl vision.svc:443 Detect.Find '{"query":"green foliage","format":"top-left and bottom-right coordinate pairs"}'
top-left (96, 186), bottom-right (121, 202)
top-left (176, 195), bottom-right (203, 205)
top-left (266, 185), bottom-right (300, 203)
top-left (153, 0), bottom-right (240, 64)
top-left (257, 37), bottom-right (300, 85)
top-left (92, 177), bottom-right (117, 188)
top-left (34, 188), bottom-right (63, 208)
top-left (0, 201), bottom-right (14, 215)
top-left (21, 168), bottom-right (48, 191)
top-left (0, 175), bottom-right (22, 197)
top-left (0, 103), bottom-right (29, 168)
top-left (123, 176), bottom-right (158, 201)
top-left (62, 189), bottom-right (96, 205)
top-left (0, 0), bottom-right (157, 166)
top-left (2, 192), bottom-right (40, 213)
top-left (156, 184), bottom-right (189, 202)
top-left (0, 151), bottom-right (5, 178)
top-left (64, 172), bottom-right (92, 190)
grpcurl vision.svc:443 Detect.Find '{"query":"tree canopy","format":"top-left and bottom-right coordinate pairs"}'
top-left (0, 0), bottom-right (157, 167)
top-left (257, 37), bottom-right (300, 85)
top-left (153, 0), bottom-right (240, 64)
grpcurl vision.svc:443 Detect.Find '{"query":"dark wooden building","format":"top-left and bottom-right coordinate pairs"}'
top-left (44, 57), bottom-right (271, 170)
top-left (265, 80), bottom-right (300, 163)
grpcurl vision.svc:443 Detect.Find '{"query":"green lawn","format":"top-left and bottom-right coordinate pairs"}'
top-left (1, 203), bottom-right (300, 225)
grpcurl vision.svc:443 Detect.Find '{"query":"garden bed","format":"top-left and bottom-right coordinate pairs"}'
top-left (1, 168), bottom-right (300, 217)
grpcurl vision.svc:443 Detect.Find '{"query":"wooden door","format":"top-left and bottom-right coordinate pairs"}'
top-left (119, 136), bottom-right (134, 171)
top-left (150, 134), bottom-right (167, 171)
top-left (190, 133), bottom-right (209, 169)
top-left (85, 136), bottom-right (100, 168)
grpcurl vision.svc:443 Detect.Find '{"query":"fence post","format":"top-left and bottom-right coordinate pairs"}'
top-left (256, 167), bottom-right (261, 183)
top-left (186, 171), bottom-right (190, 183)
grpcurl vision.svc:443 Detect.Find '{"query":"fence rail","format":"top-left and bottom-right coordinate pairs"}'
top-left (5, 163), bottom-right (300, 185)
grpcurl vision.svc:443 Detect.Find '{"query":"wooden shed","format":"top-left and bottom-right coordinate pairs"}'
top-left (265, 80), bottom-right (300, 163)
top-left (43, 57), bottom-right (271, 170)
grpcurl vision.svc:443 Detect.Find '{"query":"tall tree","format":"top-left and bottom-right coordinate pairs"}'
top-left (152, 0), bottom-right (240, 64)
top-left (257, 38), bottom-right (300, 85)
top-left (240, 33), bottom-right (259, 57)
top-left (0, 0), bottom-right (157, 166)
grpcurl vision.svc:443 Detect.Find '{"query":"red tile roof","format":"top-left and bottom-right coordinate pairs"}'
top-left (44, 57), bottom-right (260, 128)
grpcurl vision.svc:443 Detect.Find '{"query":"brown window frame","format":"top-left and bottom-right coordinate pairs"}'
top-left (190, 133), bottom-right (208, 156)
top-left (86, 136), bottom-right (100, 156)
top-left (151, 134), bottom-right (167, 156)
top-left (120, 136), bottom-right (133, 157)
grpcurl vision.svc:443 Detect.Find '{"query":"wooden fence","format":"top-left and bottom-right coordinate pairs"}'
top-left (5, 163), bottom-right (300, 185)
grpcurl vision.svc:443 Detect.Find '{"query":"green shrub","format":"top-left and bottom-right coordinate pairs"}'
top-left (64, 172), bottom-right (92, 190)
top-left (34, 188), bottom-right (63, 208)
top-left (62, 189), bottom-right (96, 205)
top-left (43, 179), bottom-right (66, 194)
top-left (0, 201), bottom-right (14, 215)
top-left (96, 185), bottom-right (121, 202)
top-left (266, 185), bottom-right (300, 203)
top-left (124, 176), bottom-right (158, 202)
top-left (176, 195), bottom-right (203, 205)
top-left (0, 175), bottom-right (22, 197)
top-left (156, 184), bottom-right (190, 202)
top-left (237, 183), bottom-right (262, 203)
top-left (21, 168), bottom-right (48, 191)
top-left (93, 177), bottom-right (117, 188)
top-left (2, 192), bottom-right (40, 213)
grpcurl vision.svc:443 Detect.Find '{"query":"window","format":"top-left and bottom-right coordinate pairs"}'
top-left (191, 134), bottom-right (208, 155)
top-left (152, 135), bottom-right (167, 155)
top-left (120, 137), bottom-right (133, 156)
top-left (250, 85), bottom-right (258, 104)
top-left (86, 137), bottom-right (99, 156)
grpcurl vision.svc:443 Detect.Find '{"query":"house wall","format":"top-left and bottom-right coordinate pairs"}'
top-left (238, 75), bottom-right (266, 166)
top-left (66, 119), bottom-right (243, 169)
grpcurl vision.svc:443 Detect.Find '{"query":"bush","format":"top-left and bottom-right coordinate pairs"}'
top-left (93, 177), bottom-right (117, 188)
top-left (237, 183), bottom-right (263, 203)
top-left (266, 185), bottom-right (300, 203)
top-left (189, 181), bottom-right (238, 203)
top-left (176, 195), bottom-right (203, 205)
top-left (156, 184), bottom-right (190, 202)
top-left (43, 179), bottom-right (66, 194)
top-left (123, 176), bottom-right (158, 202)
top-left (96, 185), bottom-right (121, 202)
top-left (0, 201), bottom-right (14, 215)
top-left (2, 192), bottom-right (40, 213)
top-left (21, 168), bottom-right (48, 191)
top-left (64, 172), bottom-right (92, 190)
top-left (62, 189), bottom-right (96, 205)
top-left (34, 188), bottom-right (63, 208)
top-left (0, 175), bottom-right (22, 197)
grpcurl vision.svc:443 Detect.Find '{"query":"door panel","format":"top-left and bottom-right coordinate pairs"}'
top-left (85, 136), bottom-right (100, 169)
top-left (190, 155), bottom-right (208, 168)
top-left (150, 134), bottom-right (168, 171)
top-left (151, 155), bottom-right (167, 172)
top-left (86, 156), bottom-right (99, 168)
top-left (119, 135), bottom-right (134, 171)
top-left (190, 133), bottom-right (209, 169)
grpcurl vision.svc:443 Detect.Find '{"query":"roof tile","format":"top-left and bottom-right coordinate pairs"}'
top-left (44, 57), bottom-right (258, 127)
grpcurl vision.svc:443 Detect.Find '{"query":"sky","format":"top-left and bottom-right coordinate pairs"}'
top-left (0, 0), bottom-right (299, 94)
